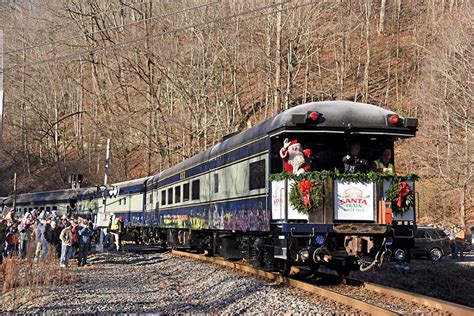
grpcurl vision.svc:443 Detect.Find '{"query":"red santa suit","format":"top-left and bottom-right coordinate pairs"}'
top-left (279, 139), bottom-right (312, 174)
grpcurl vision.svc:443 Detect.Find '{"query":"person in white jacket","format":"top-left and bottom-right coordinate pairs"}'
top-left (59, 222), bottom-right (73, 267)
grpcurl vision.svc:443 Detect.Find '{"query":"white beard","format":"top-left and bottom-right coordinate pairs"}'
top-left (288, 151), bottom-right (305, 174)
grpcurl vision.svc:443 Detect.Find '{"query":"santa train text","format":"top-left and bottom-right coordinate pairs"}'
top-left (3, 101), bottom-right (420, 276)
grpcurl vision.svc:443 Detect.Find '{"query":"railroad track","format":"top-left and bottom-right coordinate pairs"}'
top-left (171, 250), bottom-right (473, 315)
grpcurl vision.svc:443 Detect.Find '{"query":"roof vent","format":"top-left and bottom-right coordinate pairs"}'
top-left (291, 114), bottom-right (306, 125)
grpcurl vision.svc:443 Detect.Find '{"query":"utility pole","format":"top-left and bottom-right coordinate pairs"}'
top-left (104, 138), bottom-right (111, 186)
top-left (0, 28), bottom-right (4, 162)
top-left (96, 138), bottom-right (112, 252)
top-left (12, 172), bottom-right (16, 211)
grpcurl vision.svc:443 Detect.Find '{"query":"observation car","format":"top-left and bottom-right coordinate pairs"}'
top-left (145, 100), bottom-right (419, 275)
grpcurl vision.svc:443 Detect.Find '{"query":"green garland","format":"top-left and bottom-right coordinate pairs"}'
top-left (269, 170), bottom-right (419, 183)
top-left (289, 179), bottom-right (324, 215)
top-left (269, 171), bottom-right (419, 215)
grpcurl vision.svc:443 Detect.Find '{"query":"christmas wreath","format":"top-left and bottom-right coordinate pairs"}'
top-left (269, 171), bottom-right (419, 215)
top-left (289, 178), bottom-right (324, 215)
top-left (385, 179), bottom-right (415, 214)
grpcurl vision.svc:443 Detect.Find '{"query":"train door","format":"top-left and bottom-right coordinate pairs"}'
top-left (68, 198), bottom-right (77, 217)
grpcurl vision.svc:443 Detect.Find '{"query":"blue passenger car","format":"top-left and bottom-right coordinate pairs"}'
top-left (146, 101), bottom-right (419, 275)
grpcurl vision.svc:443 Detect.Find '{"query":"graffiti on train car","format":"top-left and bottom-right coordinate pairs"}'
top-left (159, 199), bottom-right (269, 232)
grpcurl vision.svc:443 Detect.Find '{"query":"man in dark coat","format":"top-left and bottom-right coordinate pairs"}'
top-left (0, 219), bottom-right (8, 264)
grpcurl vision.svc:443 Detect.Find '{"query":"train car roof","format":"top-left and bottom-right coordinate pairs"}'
top-left (113, 176), bottom-right (151, 195)
top-left (148, 101), bottom-right (417, 184)
top-left (12, 188), bottom-right (88, 204)
top-left (112, 176), bottom-right (151, 188)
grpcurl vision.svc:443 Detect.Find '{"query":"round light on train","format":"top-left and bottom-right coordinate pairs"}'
top-left (385, 237), bottom-right (394, 246)
top-left (299, 249), bottom-right (310, 261)
top-left (309, 111), bottom-right (319, 121)
top-left (394, 249), bottom-right (406, 261)
top-left (389, 115), bottom-right (399, 125)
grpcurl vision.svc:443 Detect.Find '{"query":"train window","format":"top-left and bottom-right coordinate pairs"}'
top-left (168, 187), bottom-right (173, 204)
top-left (175, 186), bottom-right (181, 203)
top-left (40, 207), bottom-right (45, 211)
top-left (249, 160), bottom-right (266, 190)
top-left (213, 174), bottom-right (219, 193)
top-left (183, 183), bottom-right (190, 202)
top-left (52, 206), bottom-right (57, 211)
top-left (192, 179), bottom-right (200, 200)
top-left (161, 190), bottom-right (166, 206)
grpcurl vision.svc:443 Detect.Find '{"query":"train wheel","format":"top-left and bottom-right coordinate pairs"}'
top-left (263, 245), bottom-right (274, 272)
top-left (249, 241), bottom-right (260, 268)
top-left (278, 259), bottom-right (291, 276)
top-left (142, 234), bottom-right (150, 246)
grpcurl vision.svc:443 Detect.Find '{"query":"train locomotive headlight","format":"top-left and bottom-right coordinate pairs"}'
top-left (385, 237), bottom-right (394, 246)
top-left (299, 249), bottom-right (310, 261)
top-left (394, 249), bottom-right (406, 261)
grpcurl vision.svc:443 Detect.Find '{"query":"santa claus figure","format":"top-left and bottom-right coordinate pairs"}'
top-left (280, 138), bottom-right (312, 174)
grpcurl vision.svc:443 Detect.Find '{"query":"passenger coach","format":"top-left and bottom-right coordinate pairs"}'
top-left (145, 101), bottom-right (419, 275)
top-left (4, 188), bottom-right (89, 217)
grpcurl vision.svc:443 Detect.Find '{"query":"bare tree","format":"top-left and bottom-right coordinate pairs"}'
top-left (412, 3), bottom-right (473, 226)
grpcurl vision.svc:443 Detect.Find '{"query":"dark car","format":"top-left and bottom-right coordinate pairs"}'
top-left (411, 227), bottom-right (451, 261)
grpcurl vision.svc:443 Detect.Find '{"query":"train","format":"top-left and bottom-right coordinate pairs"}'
top-left (3, 101), bottom-right (419, 276)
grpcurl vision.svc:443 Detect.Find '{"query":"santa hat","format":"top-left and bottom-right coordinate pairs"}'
top-left (288, 139), bottom-right (300, 148)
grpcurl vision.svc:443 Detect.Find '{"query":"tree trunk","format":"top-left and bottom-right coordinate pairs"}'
top-left (273, 4), bottom-right (282, 114)
top-left (363, 0), bottom-right (372, 102)
top-left (378, 0), bottom-right (387, 35)
top-left (459, 184), bottom-right (467, 227)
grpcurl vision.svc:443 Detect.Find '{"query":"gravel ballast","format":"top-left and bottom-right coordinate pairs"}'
top-left (7, 251), bottom-right (362, 314)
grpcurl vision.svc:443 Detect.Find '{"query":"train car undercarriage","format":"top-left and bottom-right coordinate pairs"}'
top-left (130, 224), bottom-right (412, 277)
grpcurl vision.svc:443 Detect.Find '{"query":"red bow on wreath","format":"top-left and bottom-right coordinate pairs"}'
top-left (299, 179), bottom-right (313, 208)
top-left (397, 182), bottom-right (411, 208)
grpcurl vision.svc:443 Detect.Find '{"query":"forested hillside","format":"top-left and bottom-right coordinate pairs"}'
top-left (0, 0), bottom-right (471, 226)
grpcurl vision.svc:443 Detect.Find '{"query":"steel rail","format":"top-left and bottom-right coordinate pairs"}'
top-left (356, 280), bottom-right (474, 315)
top-left (171, 250), bottom-right (397, 315)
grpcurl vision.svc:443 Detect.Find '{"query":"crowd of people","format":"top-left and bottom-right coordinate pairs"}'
top-left (0, 209), bottom-right (107, 267)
